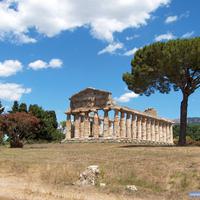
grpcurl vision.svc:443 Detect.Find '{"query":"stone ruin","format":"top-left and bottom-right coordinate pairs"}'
top-left (64, 88), bottom-right (174, 145)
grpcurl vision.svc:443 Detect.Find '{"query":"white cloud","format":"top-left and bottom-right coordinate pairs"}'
top-left (155, 32), bottom-right (175, 42)
top-left (28, 60), bottom-right (47, 70)
top-left (0, 32), bottom-right (37, 44)
top-left (182, 31), bottom-right (194, 38)
top-left (180, 11), bottom-right (190, 19)
top-left (98, 42), bottom-right (124, 55)
top-left (0, 83), bottom-right (31, 101)
top-left (165, 15), bottom-right (178, 24)
top-left (115, 91), bottom-right (139, 103)
top-left (126, 34), bottom-right (140, 41)
top-left (49, 59), bottom-right (63, 68)
top-left (124, 47), bottom-right (138, 56)
top-left (0, 0), bottom-right (170, 43)
top-left (28, 58), bottom-right (63, 70)
top-left (16, 33), bottom-right (37, 44)
top-left (165, 12), bottom-right (190, 25)
top-left (0, 60), bottom-right (22, 77)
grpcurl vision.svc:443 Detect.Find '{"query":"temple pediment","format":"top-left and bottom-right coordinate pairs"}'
top-left (70, 87), bottom-right (114, 111)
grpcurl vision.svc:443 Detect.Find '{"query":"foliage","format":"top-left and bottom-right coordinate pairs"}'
top-left (29, 104), bottom-right (58, 141)
top-left (1, 102), bottom-right (61, 145)
top-left (123, 38), bottom-right (200, 145)
top-left (0, 101), bottom-right (4, 115)
top-left (0, 112), bottom-right (40, 148)
top-left (60, 121), bottom-right (66, 129)
top-left (19, 103), bottom-right (28, 112)
top-left (0, 131), bottom-right (3, 144)
top-left (173, 124), bottom-right (200, 142)
top-left (51, 129), bottom-right (65, 142)
top-left (10, 101), bottom-right (19, 113)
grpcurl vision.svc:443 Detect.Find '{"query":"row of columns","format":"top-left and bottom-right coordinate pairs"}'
top-left (66, 109), bottom-right (173, 144)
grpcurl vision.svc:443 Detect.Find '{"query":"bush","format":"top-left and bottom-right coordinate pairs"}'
top-left (0, 134), bottom-right (3, 145)
top-left (51, 130), bottom-right (65, 142)
top-left (173, 124), bottom-right (200, 141)
top-left (173, 125), bottom-right (200, 145)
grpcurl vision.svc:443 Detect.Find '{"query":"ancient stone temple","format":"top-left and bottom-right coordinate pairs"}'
top-left (64, 88), bottom-right (174, 145)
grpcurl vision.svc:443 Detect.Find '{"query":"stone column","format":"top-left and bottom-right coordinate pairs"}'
top-left (66, 113), bottom-right (72, 139)
top-left (120, 111), bottom-right (126, 138)
top-left (84, 112), bottom-right (90, 138)
top-left (131, 114), bottom-right (137, 139)
top-left (166, 123), bottom-right (170, 143)
top-left (126, 113), bottom-right (131, 138)
top-left (137, 115), bottom-right (142, 140)
top-left (151, 119), bottom-right (155, 142)
top-left (141, 117), bottom-right (147, 140)
top-left (170, 124), bottom-right (174, 144)
top-left (162, 122), bottom-right (166, 143)
top-left (155, 120), bottom-right (159, 142)
top-left (93, 111), bottom-right (100, 138)
top-left (103, 110), bottom-right (109, 138)
top-left (146, 118), bottom-right (151, 141)
top-left (80, 114), bottom-right (85, 139)
top-left (159, 121), bottom-right (163, 142)
top-left (113, 110), bottom-right (120, 138)
top-left (74, 113), bottom-right (80, 139)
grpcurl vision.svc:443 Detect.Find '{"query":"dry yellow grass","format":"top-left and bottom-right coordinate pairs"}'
top-left (0, 143), bottom-right (200, 200)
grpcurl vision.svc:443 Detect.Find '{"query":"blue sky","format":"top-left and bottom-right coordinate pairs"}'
top-left (0, 0), bottom-right (199, 122)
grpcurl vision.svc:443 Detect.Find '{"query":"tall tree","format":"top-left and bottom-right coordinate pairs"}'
top-left (123, 38), bottom-right (200, 146)
top-left (11, 101), bottom-right (19, 113)
top-left (29, 104), bottom-right (58, 141)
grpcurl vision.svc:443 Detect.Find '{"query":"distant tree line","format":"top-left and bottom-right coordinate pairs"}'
top-left (0, 101), bottom-right (64, 148)
top-left (173, 123), bottom-right (200, 145)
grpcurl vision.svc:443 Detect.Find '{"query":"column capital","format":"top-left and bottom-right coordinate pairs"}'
top-left (126, 112), bottom-right (131, 118)
top-left (132, 113), bottom-right (136, 118)
top-left (142, 116), bottom-right (147, 122)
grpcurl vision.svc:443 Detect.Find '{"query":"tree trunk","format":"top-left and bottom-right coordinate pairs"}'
top-left (10, 135), bottom-right (23, 148)
top-left (178, 93), bottom-right (189, 146)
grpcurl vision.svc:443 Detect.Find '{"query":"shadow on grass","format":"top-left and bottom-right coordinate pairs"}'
top-left (118, 144), bottom-right (200, 148)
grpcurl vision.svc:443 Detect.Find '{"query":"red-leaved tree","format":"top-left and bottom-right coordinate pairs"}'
top-left (0, 112), bottom-right (40, 148)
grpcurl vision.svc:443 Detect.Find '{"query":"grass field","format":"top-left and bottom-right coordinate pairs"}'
top-left (0, 143), bottom-right (200, 200)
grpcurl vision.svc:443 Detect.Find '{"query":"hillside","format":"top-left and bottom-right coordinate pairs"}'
top-left (173, 117), bottom-right (200, 125)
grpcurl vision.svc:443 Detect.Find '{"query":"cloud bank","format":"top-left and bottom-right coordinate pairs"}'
top-left (0, 0), bottom-right (170, 43)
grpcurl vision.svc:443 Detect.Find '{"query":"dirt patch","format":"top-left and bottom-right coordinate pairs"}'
top-left (0, 173), bottom-right (145, 200)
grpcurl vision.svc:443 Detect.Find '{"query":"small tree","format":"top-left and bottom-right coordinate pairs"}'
top-left (0, 112), bottom-right (40, 148)
top-left (19, 103), bottom-right (27, 112)
top-left (123, 38), bottom-right (200, 146)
